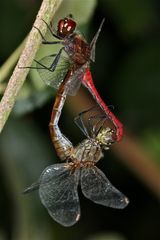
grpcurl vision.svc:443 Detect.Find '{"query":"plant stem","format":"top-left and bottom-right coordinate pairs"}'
top-left (0, 0), bottom-right (63, 133)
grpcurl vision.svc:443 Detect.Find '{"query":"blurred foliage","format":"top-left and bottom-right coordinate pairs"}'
top-left (102, 0), bottom-right (156, 37)
top-left (0, 0), bottom-right (160, 240)
top-left (85, 232), bottom-right (126, 240)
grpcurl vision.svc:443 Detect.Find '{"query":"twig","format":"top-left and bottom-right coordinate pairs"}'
top-left (0, 0), bottom-right (63, 133)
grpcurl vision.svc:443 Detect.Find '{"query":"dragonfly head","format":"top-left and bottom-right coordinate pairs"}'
top-left (57, 17), bottom-right (76, 38)
top-left (96, 127), bottom-right (115, 148)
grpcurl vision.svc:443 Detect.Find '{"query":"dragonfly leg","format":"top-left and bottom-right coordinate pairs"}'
top-left (34, 26), bottom-right (62, 45)
top-left (50, 47), bottom-right (64, 70)
top-left (74, 112), bottom-right (89, 138)
top-left (42, 41), bottom-right (63, 44)
top-left (33, 47), bottom-right (64, 71)
top-left (19, 47), bottom-right (64, 72)
top-left (41, 19), bottom-right (61, 40)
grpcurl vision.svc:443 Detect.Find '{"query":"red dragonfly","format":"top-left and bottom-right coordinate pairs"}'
top-left (23, 73), bottom-right (129, 226)
top-left (25, 16), bottom-right (123, 142)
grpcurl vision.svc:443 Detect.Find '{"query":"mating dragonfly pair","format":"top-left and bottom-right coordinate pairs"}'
top-left (23, 16), bottom-right (129, 227)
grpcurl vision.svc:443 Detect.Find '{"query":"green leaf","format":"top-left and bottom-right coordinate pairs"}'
top-left (13, 89), bottom-right (53, 116)
top-left (54, 0), bottom-right (97, 24)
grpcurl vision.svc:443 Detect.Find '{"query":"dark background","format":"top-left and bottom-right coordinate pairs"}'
top-left (0, 0), bottom-right (160, 240)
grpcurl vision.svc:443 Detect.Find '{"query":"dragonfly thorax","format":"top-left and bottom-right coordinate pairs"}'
top-left (71, 138), bottom-right (103, 163)
top-left (64, 34), bottom-right (91, 65)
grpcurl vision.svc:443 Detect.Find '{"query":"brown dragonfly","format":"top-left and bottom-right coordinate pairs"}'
top-left (23, 74), bottom-right (129, 227)
top-left (21, 16), bottom-right (123, 142)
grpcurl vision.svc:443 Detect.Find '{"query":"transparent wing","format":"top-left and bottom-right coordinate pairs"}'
top-left (36, 55), bottom-right (71, 89)
top-left (65, 63), bottom-right (87, 96)
top-left (74, 105), bottom-right (107, 138)
top-left (39, 164), bottom-right (80, 227)
top-left (74, 112), bottom-right (90, 138)
top-left (81, 166), bottom-right (129, 209)
top-left (90, 18), bottom-right (105, 62)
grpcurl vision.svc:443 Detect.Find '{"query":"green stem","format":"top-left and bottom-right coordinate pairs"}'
top-left (0, 0), bottom-right (63, 133)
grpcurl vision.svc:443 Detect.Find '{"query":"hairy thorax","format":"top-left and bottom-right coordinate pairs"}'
top-left (64, 34), bottom-right (91, 65)
top-left (69, 139), bottom-right (104, 167)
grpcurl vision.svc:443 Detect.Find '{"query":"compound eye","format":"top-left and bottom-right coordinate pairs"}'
top-left (57, 18), bottom-right (76, 37)
top-left (57, 19), bottom-right (65, 34)
top-left (65, 19), bottom-right (76, 33)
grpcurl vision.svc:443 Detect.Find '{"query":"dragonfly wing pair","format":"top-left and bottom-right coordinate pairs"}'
top-left (24, 163), bottom-right (128, 226)
top-left (39, 164), bottom-right (128, 227)
top-left (37, 163), bottom-right (80, 227)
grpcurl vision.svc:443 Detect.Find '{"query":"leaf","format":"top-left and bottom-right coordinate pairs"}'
top-left (54, 0), bottom-right (97, 25)
top-left (13, 89), bottom-right (53, 116)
